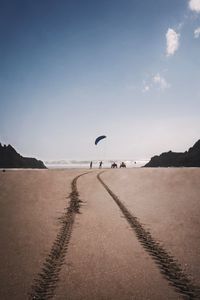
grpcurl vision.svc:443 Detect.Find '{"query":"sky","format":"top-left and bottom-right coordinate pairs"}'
top-left (0, 0), bottom-right (200, 161)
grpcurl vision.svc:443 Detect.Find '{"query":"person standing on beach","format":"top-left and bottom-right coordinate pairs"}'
top-left (90, 161), bottom-right (93, 169)
top-left (99, 161), bottom-right (103, 169)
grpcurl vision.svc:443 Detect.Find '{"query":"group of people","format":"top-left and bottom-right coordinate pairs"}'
top-left (111, 162), bottom-right (126, 168)
top-left (90, 161), bottom-right (126, 169)
top-left (90, 161), bottom-right (102, 169)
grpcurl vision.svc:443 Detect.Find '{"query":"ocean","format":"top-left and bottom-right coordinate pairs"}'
top-left (45, 160), bottom-right (149, 169)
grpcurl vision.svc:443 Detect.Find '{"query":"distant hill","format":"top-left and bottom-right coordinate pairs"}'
top-left (0, 143), bottom-right (46, 169)
top-left (145, 140), bottom-right (200, 167)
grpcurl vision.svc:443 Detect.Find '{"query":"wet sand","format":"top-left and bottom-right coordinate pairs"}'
top-left (0, 168), bottom-right (200, 299)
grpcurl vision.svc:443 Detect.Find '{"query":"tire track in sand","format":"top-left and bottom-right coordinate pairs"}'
top-left (97, 171), bottom-right (200, 300)
top-left (29, 172), bottom-right (89, 300)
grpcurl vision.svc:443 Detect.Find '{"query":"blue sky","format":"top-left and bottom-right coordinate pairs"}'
top-left (0, 0), bottom-right (200, 160)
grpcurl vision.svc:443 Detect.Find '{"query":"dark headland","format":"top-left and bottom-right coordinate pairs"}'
top-left (0, 143), bottom-right (46, 169)
top-left (145, 139), bottom-right (200, 167)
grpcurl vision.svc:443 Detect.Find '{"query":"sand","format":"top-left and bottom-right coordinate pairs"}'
top-left (101, 169), bottom-right (200, 286)
top-left (0, 169), bottom-right (84, 300)
top-left (0, 168), bottom-right (200, 299)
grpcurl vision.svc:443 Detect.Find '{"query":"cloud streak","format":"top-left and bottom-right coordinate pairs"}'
top-left (153, 73), bottom-right (170, 90)
top-left (143, 85), bottom-right (150, 93)
top-left (166, 28), bottom-right (180, 56)
top-left (142, 73), bottom-right (170, 93)
top-left (194, 27), bottom-right (200, 38)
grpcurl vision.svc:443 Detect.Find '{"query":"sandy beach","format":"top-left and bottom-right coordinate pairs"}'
top-left (0, 168), bottom-right (200, 299)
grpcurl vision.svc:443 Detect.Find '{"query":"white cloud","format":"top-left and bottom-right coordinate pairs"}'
top-left (166, 28), bottom-right (180, 56)
top-left (194, 27), bottom-right (200, 38)
top-left (143, 85), bottom-right (150, 92)
top-left (142, 73), bottom-right (170, 93)
top-left (189, 0), bottom-right (200, 13)
top-left (153, 73), bottom-right (170, 90)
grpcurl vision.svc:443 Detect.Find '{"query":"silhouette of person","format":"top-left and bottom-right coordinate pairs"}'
top-left (90, 161), bottom-right (93, 169)
top-left (99, 161), bottom-right (103, 169)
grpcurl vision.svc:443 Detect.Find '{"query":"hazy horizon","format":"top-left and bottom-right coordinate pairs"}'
top-left (1, 0), bottom-right (200, 161)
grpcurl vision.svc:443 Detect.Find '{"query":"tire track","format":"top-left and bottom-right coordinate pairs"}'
top-left (29, 172), bottom-right (89, 300)
top-left (97, 171), bottom-right (200, 300)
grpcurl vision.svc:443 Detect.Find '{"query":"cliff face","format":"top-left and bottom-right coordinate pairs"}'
top-left (145, 140), bottom-right (200, 167)
top-left (0, 144), bottom-right (46, 169)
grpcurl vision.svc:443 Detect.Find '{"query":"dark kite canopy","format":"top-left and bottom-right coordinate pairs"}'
top-left (95, 135), bottom-right (107, 145)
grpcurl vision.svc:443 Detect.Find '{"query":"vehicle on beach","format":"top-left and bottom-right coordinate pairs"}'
top-left (120, 162), bottom-right (126, 168)
top-left (111, 162), bottom-right (118, 168)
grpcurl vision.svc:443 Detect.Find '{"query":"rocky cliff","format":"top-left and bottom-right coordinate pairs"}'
top-left (145, 140), bottom-right (200, 167)
top-left (0, 143), bottom-right (46, 169)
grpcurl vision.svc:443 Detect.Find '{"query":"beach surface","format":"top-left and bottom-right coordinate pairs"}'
top-left (0, 168), bottom-right (200, 299)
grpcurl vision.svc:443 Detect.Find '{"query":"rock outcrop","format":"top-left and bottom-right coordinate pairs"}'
top-left (0, 143), bottom-right (46, 169)
top-left (145, 140), bottom-right (200, 167)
